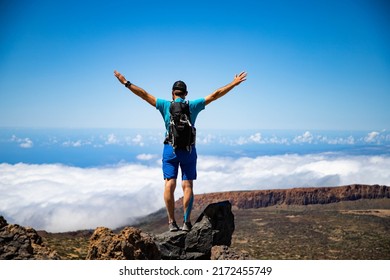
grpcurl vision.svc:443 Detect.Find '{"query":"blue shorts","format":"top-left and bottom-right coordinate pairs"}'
top-left (162, 144), bottom-right (197, 180)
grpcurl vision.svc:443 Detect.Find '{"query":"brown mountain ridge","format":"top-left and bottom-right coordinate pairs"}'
top-left (178, 184), bottom-right (390, 210)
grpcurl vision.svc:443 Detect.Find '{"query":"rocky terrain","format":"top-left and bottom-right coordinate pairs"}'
top-left (85, 201), bottom-right (246, 260)
top-left (129, 184), bottom-right (390, 259)
top-left (0, 216), bottom-right (60, 260)
top-left (86, 226), bottom-right (161, 260)
top-left (1, 184), bottom-right (389, 260)
top-left (1, 201), bottom-right (246, 260)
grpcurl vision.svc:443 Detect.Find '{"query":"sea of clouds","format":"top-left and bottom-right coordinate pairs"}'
top-left (1, 152), bottom-right (390, 232)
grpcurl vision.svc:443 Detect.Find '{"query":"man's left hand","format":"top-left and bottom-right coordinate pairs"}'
top-left (114, 70), bottom-right (126, 84)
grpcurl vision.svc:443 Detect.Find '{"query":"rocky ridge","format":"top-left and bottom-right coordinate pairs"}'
top-left (179, 184), bottom-right (390, 210)
top-left (1, 201), bottom-right (244, 260)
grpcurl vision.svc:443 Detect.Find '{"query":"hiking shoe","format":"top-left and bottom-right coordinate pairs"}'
top-left (182, 222), bottom-right (192, 232)
top-left (169, 221), bottom-right (180, 232)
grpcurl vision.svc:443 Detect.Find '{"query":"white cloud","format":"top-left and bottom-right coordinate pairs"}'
top-left (320, 135), bottom-right (355, 145)
top-left (197, 134), bottom-right (217, 145)
top-left (62, 140), bottom-right (83, 147)
top-left (229, 132), bottom-right (267, 145)
top-left (20, 138), bottom-right (33, 148)
top-left (202, 130), bottom-right (360, 146)
top-left (136, 154), bottom-right (158, 161)
top-left (249, 132), bottom-right (263, 143)
top-left (101, 133), bottom-right (150, 146)
top-left (105, 133), bottom-right (119, 145)
top-left (11, 135), bottom-right (33, 148)
top-left (293, 131), bottom-right (313, 144)
top-left (196, 154), bottom-right (390, 193)
top-left (1, 153), bottom-right (389, 232)
top-left (364, 131), bottom-right (380, 143)
top-left (131, 134), bottom-right (144, 146)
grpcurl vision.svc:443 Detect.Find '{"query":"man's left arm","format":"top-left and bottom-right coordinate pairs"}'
top-left (204, 72), bottom-right (247, 106)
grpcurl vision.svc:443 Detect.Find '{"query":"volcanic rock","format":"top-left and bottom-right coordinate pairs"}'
top-left (0, 216), bottom-right (60, 260)
top-left (86, 226), bottom-right (160, 260)
top-left (86, 201), bottom-right (237, 260)
top-left (154, 200), bottom-right (235, 259)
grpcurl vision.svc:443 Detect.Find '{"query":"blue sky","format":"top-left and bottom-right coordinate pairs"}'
top-left (2, 1), bottom-right (390, 232)
top-left (1, 0), bottom-right (389, 130)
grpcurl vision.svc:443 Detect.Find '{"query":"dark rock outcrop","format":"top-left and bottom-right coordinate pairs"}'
top-left (154, 200), bottom-right (235, 259)
top-left (0, 216), bottom-right (60, 260)
top-left (86, 226), bottom-right (160, 260)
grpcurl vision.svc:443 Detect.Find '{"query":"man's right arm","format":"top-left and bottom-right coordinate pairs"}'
top-left (114, 70), bottom-right (157, 107)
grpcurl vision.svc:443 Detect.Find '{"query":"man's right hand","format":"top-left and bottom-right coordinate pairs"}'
top-left (113, 70), bottom-right (157, 107)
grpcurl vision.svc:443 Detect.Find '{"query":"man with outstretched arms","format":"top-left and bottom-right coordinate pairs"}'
top-left (114, 70), bottom-right (247, 231)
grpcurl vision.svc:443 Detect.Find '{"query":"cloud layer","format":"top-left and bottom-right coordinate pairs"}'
top-left (1, 153), bottom-right (389, 232)
top-left (5, 129), bottom-right (390, 150)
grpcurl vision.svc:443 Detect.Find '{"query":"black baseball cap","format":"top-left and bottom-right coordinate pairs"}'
top-left (172, 80), bottom-right (187, 92)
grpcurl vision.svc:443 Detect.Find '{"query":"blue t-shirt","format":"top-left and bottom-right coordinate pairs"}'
top-left (156, 97), bottom-right (206, 135)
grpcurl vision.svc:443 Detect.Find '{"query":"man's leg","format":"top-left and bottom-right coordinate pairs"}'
top-left (182, 180), bottom-right (194, 224)
top-left (179, 147), bottom-right (196, 231)
top-left (164, 178), bottom-right (177, 224)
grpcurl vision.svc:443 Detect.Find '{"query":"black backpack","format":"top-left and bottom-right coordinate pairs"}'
top-left (165, 101), bottom-right (196, 151)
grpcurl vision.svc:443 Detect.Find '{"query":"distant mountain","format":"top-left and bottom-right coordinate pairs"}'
top-left (177, 184), bottom-right (390, 210)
